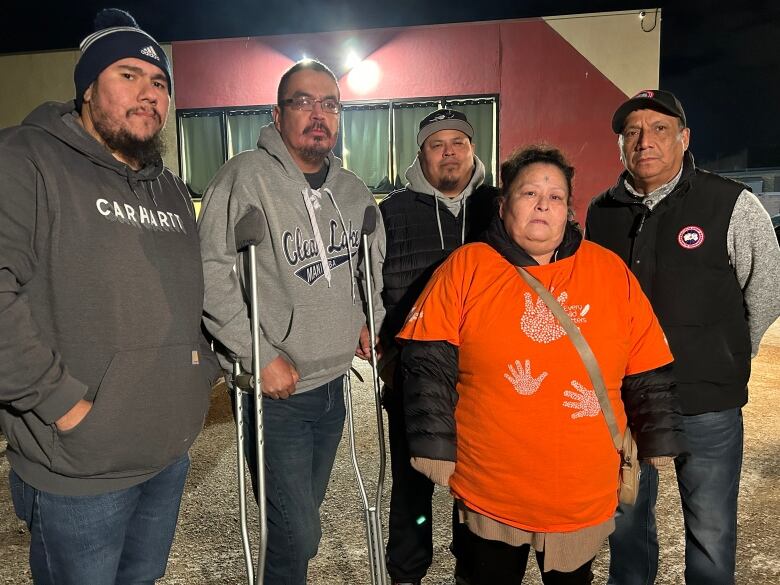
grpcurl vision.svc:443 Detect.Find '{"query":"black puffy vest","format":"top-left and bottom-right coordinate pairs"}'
top-left (586, 154), bottom-right (750, 414)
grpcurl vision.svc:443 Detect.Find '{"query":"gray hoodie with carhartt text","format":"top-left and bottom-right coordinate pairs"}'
top-left (198, 124), bottom-right (385, 392)
top-left (0, 101), bottom-right (216, 496)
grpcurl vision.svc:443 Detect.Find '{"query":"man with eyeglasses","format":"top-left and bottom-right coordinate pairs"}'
top-left (198, 59), bottom-right (385, 584)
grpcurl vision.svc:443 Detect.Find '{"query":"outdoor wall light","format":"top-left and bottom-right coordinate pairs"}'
top-left (346, 60), bottom-right (381, 95)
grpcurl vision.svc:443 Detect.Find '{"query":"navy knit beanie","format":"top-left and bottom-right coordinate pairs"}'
top-left (74, 9), bottom-right (172, 111)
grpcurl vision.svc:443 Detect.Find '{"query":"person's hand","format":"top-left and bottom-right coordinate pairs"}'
top-left (355, 325), bottom-right (381, 361)
top-left (261, 356), bottom-right (299, 399)
top-left (646, 456), bottom-right (674, 468)
top-left (55, 399), bottom-right (92, 431)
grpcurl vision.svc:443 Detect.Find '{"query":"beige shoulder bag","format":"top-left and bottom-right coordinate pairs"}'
top-left (516, 267), bottom-right (640, 505)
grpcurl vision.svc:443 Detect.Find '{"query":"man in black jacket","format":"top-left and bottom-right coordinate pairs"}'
top-left (378, 109), bottom-right (499, 585)
top-left (586, 90), bottom-right (780, 585)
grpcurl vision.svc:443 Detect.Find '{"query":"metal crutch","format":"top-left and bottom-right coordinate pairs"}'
top-left (233, 207), bottom-right (268, 585)
top-left (345, 206), bottom-right (388, 585)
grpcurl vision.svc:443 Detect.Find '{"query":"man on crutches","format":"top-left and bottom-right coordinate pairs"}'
top-left (198, 59), bottom-right (385, 585)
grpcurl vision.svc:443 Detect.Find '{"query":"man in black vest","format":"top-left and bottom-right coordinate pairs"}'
top-left (378, 109), bottom-right (499, 585)
top-left (586, 90), bottom-right (780, 585)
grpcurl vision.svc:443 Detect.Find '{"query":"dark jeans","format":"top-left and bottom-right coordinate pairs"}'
top-left (10, 455), bottom-right (190, 585)
top-left (236, 377), bottom-right (346, 585)
top-left (453, 525), bottom-right (595, 585)
top-left (608, 408), bottom-right (743, 585)
top-left (383, 382), bottom-right (436, 583)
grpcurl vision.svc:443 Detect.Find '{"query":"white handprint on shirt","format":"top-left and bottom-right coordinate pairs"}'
top-left (520, 290), bottom-right (589, 344)
top-left (504, 359), bottom-right (548, 396)
top-left (562, 380), bottom-right (601, 419)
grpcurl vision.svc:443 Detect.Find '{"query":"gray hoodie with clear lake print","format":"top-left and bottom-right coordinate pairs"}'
top-left (198, 124), bottom-right (385, 392)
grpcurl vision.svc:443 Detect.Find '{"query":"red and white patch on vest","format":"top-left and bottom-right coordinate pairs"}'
top-left (678, 226), bottom-right (705, 249)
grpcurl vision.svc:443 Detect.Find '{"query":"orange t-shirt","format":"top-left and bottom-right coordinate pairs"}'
top-left (397, 241), bottom-right (672, 532)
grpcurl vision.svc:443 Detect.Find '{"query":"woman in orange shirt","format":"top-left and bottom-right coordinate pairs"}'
top-left (397, 145), bottom-right (686, 585)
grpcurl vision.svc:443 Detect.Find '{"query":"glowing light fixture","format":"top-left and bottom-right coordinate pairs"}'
top-left (346, 60), bottom-right (381, 95)
top-left (345, 51), bottom-right (361, 70)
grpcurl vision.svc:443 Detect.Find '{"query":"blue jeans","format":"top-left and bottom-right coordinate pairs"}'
top-left (236, 376), bottom-right (346, 585)
top-left (608, 408), bottom-right (743, 585)
top-left (10, 455), bottom-right (190, 585)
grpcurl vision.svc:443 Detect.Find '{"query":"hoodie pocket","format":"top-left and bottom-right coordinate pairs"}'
top-left (281, 302), bottom-right (365, 381)
top-left (51, 344), bottom-right (210, 477)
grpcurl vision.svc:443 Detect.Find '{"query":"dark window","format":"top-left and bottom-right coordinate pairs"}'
top-left (227, 108), bottom-right (273, 158)
top-left (341, 103), bottom-right (391, 193)
top-left (177, 95), bottom-right (498, 198)
top-left (178, 111), bottom-right (225, 196)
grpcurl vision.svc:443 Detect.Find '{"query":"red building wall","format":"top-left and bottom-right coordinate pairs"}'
top-left (172, 19), bottom-right (628, 221)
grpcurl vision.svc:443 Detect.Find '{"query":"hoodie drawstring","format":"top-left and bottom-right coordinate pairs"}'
top-left (147, 177), bottom-right (159, 207)
top-left (301, 188), bottom-right (332, 286)
top-left (125, 170), bottom-right (142, 202)
top-left (461, 196), bottom-right (467, 245)
top-left (433, 193), bottom-right (466, 249)
top-left (325, 188), bottom-right (357, 305)
top-left (434, 196), bottom-right (445, 251)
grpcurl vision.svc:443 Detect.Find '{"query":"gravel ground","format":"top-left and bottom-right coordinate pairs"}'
top-left (1, 322), bottom-right (778, 584)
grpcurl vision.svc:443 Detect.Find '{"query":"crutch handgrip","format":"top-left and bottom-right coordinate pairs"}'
top-left (233, 373), bottom-right (255, 390)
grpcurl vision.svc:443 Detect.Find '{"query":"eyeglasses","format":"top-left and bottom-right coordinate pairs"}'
top-left (281, 96), bottom-right (342, 115)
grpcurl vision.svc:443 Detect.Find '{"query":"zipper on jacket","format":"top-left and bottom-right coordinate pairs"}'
top-left (628, 205), bottom-right (650, 265)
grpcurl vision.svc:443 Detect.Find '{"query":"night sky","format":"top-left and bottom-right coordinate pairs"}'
top-left (4, 0), bottom-right (778, 171)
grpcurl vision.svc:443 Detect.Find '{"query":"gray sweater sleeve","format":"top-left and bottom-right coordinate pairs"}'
top-left (197, 169), bottom-right (280, 372)
top-left (726, 190), bottom-right (780, 356)
top-left (0, 151), bottom-right (88, 422)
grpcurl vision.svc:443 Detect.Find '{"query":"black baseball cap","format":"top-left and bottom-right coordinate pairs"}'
top-left (611, 89), bottom-right (686, 134)
top-left (417, 109), bottom-right (474, 147)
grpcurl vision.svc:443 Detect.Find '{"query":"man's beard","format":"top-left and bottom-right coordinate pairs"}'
top-left (298, 123), bottom-right (333, 165)
top-left (434, 167), bottom-right (463, 193)
top-left (435, 174), bottom-right (461, 193)
top-left (91, 101), bottom-right (165, 168)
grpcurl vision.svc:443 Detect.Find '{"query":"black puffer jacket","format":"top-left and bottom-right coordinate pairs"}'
top-left (401, 216), bottom-right (687, 461)
top-left (379, 184), bottom-right (498, 353)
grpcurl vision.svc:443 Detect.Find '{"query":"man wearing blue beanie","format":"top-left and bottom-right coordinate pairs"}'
top-left (0, 8), bottom-right (217, 584)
